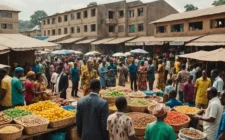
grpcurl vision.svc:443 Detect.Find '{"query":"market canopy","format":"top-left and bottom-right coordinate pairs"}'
top-left (91, 38), bottom-right (115, 45)
top-left (130, 49), bottom-right (149, 54)
top-left (56, 37), bottom-right (84, 44)
top-left (103, 37), bottom-right (136, 45)
top-left (46, 34), bottom-right (70, 42)
top-left (178, 50), bottom-right (208, 59)
top-left (85, 51), bottom-right (101, 56)
top-left (0, 34), bottom-right (58, 51)
top-left (197, 48), bottom-right (225, 62)
top-left (0, 44), bottom-right (10, 54)
top-left (76, 38), bottom-right (97, 44)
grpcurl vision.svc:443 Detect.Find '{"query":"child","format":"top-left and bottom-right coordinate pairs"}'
top-left (163, 79), bottom-right (175, 103)
top-left (183, 75), bottom-right (195, 106)
top-left (165, 89), bottom-right (182, 108)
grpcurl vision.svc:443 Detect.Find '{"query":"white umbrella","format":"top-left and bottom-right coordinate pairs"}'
top-left (124, 52), bottom-right (132, 56)
top-left (130, 49), bottom-right (149, 54)
top-left (51, 50), bottom-right (74, 55)
top-left (0, 64), bottom-right (10, 68)
top-left (74, 51), bottom-right (83, 54)
top-left (113, 52), bottom-right (125, 57)
top-left (85, 51), bottom-right (101, 56)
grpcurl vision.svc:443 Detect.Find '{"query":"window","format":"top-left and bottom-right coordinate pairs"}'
top-left (77, 12), bottom-right (81, 19)
top-left (109, 26), bottom-right (115, 33)
top-left (210, 18), bottom-right (225, 28)
top-left (52, 29), bottom-right (56, 35)
top-left (137, 23), bottom-right (144, 31)
top-left (129, 25), bottom-right (135, 33)
top-left (77, 26), bottom-right (80, 33)
top-left (44, 31), bottom-right (46, 36)
top-left (71, 27), bottom-right (74, 33)
top-left (64, 15), bottom-right (68, 22)
top-left (64, 28), bottom-right (68, 34)
top-left (171, 24), bottom-right (184, 32)
top-left (71, 13), bottom-right (75, 20)
top-left (108, 11), bottom-right (114, 19)
top-left (0, 12), bottom-right (12, 18)
top-left (91, 9), bottom-right (96, 17)
top-left (118, 25), bottom-right (124, 32)
top-left (58, 29), bottom-right (61, 35)
top-left (84, 25), bottom-right (88, 32)
top-left (118, 10), bottom-right (124, 18)
top-left (58, 16), bottom-right (62, 23)
top-left (48, 30), bottom-right (50, 36)
top-left (43, 20), bottom-right (46, 25)
top-left (157, 26), bottom-right (167, 33)
top-left (1, 23), bottom-right (13, 29)
top-left (52, 18), bottom-right (55, 24)
top-left (91, 24), bottom-right (96, 32)
top-left (189, 21), bottom-right (203, 31)
top-left (83, 11), bottom-right (88, 18)
top-left (129, 10), bottom-right (134, 18)
top-left (47, 19), bottom-right (50, 25)
top-left (137, 8), bottom-right (144, 16)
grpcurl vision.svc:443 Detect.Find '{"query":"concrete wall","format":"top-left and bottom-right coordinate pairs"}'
top-left (154, 13), bottom-right (225, 37)
top-left (0, 12), bottom-right (19, 33)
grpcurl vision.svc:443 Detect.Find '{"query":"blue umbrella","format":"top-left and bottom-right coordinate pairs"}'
top-left (51, 50), bottom-right (74, 55)
top-left (130, 49), bottom-right (149, 54)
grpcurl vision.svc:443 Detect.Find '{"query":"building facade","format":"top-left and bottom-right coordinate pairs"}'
top-left (20, 25), bottom-right (41, 37)
top-left (0, 5), bottom-right (19, 34)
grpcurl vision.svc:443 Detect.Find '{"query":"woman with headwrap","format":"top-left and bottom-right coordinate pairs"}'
top-left (145, 104), bottom-right (176, 140)
top-left (137, 60), bottom-right (147, 90)
top-left (157, 59), bottom-right (165, 90)
top-left (118, 62), bottom-right (126, 87)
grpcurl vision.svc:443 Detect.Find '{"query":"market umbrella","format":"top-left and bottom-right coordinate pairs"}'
top-left (85, 51), bottom-right (101, 56)
top-left (0, 64), bottom-right (10, 68)
top-left (35, 51), bottom-right (49, 55)
top-left (124, 52), bottom-right (132, 56)
top-left (113, 52), bottom-right (125, 57)
top-left (51, 50), bottom-right (74, 55)
top-left (130, 49), bottom-right (149, 54)
top-left (74, 51), bottom-right (83, 54)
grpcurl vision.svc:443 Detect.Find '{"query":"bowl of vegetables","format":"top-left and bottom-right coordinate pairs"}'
top-left (174, 106), bottom-right (200, 116)
top-left (103, 90), bottom-right (124, 103)
top-left (179, 128), bottom-right (206, 140)
top-left (128, 98), bottom-right (151, 112)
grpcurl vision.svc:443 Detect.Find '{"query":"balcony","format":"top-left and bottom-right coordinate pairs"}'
top-left (105, 19), bottom-right (117, 25)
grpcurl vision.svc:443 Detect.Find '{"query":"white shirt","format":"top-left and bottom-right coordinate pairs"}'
top-left (190, 69), bottom-right (197, 83)
top-left (203, 97), bottom-right (224, 140)
top-left (51, 72), bottom-right (58, 83)
top-left (213, 76), bottom-right (224, 93)
top-left (165, 60), bottom-right (171, 70)
top-left (55, 72), bottom-right (63, 93)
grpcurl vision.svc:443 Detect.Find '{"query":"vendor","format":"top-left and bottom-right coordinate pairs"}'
top-left (145, 103), bottom-right (176, 140)
top-left (193, 87), bottom-right (224, 140)
top-left (165, 89), bottom-right (182, 108)
top-left (34, 73), bottom-right (49, 102)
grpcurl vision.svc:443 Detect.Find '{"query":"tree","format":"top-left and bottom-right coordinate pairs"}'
top-left (184, 4), bottom-right (198, 12)
top-left (212, 0), bottom-right (225, 6)
top-left (30, 10), bottom-right (47, 27)
top-left (87, 2), bottom-right (97, 7)
top-left (19, 20), bottom-right (33, 31)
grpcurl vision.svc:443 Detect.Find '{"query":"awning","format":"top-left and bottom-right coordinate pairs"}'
top-left (76, 38), bottom-right (97, 44)
top-left (103, 37), bottom-right (136, 44)
top-left (57, 37), bottom-right (84, 44)
top-left (46, 34), bottom-right (70, 42)
top-left (197, 48), bottom-right (225, 62)
top-left (0, 44), bottom-right (10, 54)
top-left (91, 38), bottom-right (115, 45)
top-left (178, 51), bottom-right (208, 59)
top-left (0, 34), bottom-right (58, 51)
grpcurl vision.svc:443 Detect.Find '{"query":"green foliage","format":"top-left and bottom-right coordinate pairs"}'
top-left (184, 4), bottom-right (198, 12)
top-left (19, 20), bottom-right (32, 31)
top-left (212, 0), bottom-right (225, 6)
top-left (87, 2), bottom-right (97, 7)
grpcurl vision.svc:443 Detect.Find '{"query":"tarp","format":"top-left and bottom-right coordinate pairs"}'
top-left (57, 37), bottom-right (84, 44)
top-left (76, 38), bottom-right (97, 44)
top-left (103, 37), bottom-right (136, 44)
top-left (91, 38), bottom-right (115, 45)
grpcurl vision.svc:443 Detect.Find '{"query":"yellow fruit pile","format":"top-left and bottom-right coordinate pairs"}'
top-left (16, 101), bottom-right (75, 121)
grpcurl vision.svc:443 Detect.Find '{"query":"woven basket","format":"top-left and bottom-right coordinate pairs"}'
top-left (128, 105), bottom-right (148, 113)
top-left (0, 116), bottom-right (12, 125)
top-left (49, 116), bottom-right (76, 128)
top-left (0, 124), bottom-right (24, 140)
top-left (174, 107), bottom-right (200, 117)
top-left (103, 96), bottom-right (117, 103)
top-left (134, 127), bottom-right (146, 136)
top-left (14, 115), bottom-right (49, 135)
top-left (168, 116), bottom-right (191, 132)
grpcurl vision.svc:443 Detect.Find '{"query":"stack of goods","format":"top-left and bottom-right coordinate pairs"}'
top-left (3, 108), bottom-right (31, 119)
top-left (128, 98), bottom-right (151, 112)
top-left (179, 128), bottom-right (206, 140)
top-left (174, 106), bottom-right (200, 116)
top-left (0, 112), bottom-right (12, 125)
top-left (52, 98), bottom-right (70, 106)
top-left (127, 112), bottom-right (156, 135)
top-left (165, 111), bottom-right (190, 132)
top-left (128, 91), bottom-right (146, 98)
top-left (103, 91), bottom-right (124, 103)
top-left (0, 124), bottom-right (24, 140)
top-left (146, 95), bottom-right (163, 103)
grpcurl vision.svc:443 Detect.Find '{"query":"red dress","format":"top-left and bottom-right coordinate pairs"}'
top-left (138, 66), bottom-right (147, 90)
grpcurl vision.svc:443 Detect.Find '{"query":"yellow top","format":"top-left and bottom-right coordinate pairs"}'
top-left (0, 75), bottom-right (12, 107)
top-left (81, 64), bottom-right (87, 75)
top-left (195, 77), bottom-right (211, 104)
top-left (174, 61), bottom-right (181, 73)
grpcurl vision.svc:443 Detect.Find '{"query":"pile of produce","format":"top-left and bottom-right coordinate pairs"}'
top-left (109, 104), bottom-right (117, 111)
top-left (174, 106), bottom-right (200, 115)
top-left (52, 98), bottom-right (70, 106)
top-left (180, 129), bottom-right (205, 139)
top-left (3, 108), bottom-right (31, 119)
top-left (68, 109), bottom-right (76, 114)
top-left (104, 91), bottom-right (124, 97)
top-left (127, 113), bottom-right (156, 128)
top-left (165, 111), bottom-right (189, 125)
top-left (108, 86), bottom-right (132, 93)
top-left (0, 112), bottom-right (11, 124)
top-left (128, 98), bottom-right (150, 107)
top-left (15, 115), bottom-right (49, 127)
top-left (128, 91), bottom-right (146, 98)
top-left (146, 95), bottom-right (163, 103)
top-left (0, 126), bottom-right (20, 133)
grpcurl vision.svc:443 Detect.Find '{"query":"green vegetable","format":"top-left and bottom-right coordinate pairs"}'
top-left (105, 90), bottom-right (124, 97)
top-left (3, 108), bottom-right (31, 118)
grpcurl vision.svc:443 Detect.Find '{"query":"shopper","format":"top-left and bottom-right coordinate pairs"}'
top-left (55, 65), bottom-right (68, 99)
top-left (211, 69), bottom-right (224, 95)
top-left (70, 62), bottom-right (80, 97)
top-left (129, 60), bottom-right (138, 91)
top-left (147, 59), bottom-right (155, 90)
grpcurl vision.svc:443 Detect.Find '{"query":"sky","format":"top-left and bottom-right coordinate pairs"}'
top-left (0, 0), bottom-right (215, 20)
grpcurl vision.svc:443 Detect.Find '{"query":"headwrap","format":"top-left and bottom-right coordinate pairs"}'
top-left (27, 71), bottom-right (35, 77)
top-left (153, 104), bottom-right (167, 118)
top-left (14, 67), bottom-right (24, 73)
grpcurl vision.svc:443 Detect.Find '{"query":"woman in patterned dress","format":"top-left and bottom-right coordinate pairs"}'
top-left (157, 59), bottom-right (165, 90)
top-left (118, 63), bottom-right (126, 87)
top-left (138, 60), bottom-right (148, 90)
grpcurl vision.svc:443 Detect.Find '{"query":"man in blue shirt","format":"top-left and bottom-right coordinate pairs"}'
top-left (11, 67), bottom-right (25, 106)
top-left (129, 60), bottom-right (137, 91)
top-left (165, 89), bottom-right (182, 108)
top-left (147, 59), bottom-right (155, 90)
top-left (70, 62), bottom-right (80, 97)
top-left (216, 90), bottom-right (225, 140)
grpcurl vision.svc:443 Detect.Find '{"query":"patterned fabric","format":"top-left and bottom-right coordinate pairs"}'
top-left (138, 66), bottom-right (147, 90)
top-left (0, 75), bottom-right (12, 106)
top-left (108, 64), bottom-right (117, 87)
top-left (82, 69), bottom-right (97, 94)
top-left (34, 81), bottom-right (48, 102)
top-left (118, 67), bottom-right (126, 86)
top-left (153, 104), bottom-right (167, 118)
top-left (107, 112), bottom-right (135, 140)
top-left (157, 64), bottom-right (165, 90)
top-left (177, 70), bottom-right (190, 92)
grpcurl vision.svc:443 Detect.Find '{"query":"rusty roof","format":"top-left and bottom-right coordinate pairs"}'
top-left (0, 4), bottom-right (20, 12)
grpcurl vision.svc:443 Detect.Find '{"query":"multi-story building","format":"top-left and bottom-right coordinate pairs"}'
top-left (0, 5), bottom-right (19, 33)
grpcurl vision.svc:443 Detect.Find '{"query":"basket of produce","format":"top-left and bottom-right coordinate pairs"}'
top-left (103, 91), bottom-right (124, 103)
top-left (0, 112), bottom-right (12, 125)
top-left (49, 116), bottom-right (76, 128)
top-left (146, 95), bottom-right (163, 103)
top-left (165, 111), bottom-right (190, 132)
top-left (127, 112), bottom-right (156, 136)
top-left (128, 91), bottom-right (146, 98)
top-left (52, 98), bottom-right (70, 106)
top-left (108, 86), bottom-right (132, 93)
top-left (109, 104), bottom-right (117, 114)
top-left (128, 98), bottom-right (152, 112)
top-left (179, 128), bottom-right (206, 140)
top-left (3, 108), bottom-right (31, 119)
top-left (148, 105), bottom-right (171, 115)
top-left (174, 106), bottom-right (200, 116)
top-left (0, 124), bottom-right (24, 140)
top-left (14, 115), bottom-right (49, 135)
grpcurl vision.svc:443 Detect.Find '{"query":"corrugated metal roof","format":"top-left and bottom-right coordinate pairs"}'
top-left (46, 34), bottom-right (70, 42)
top-left (76, 38), bottom-right (97, 44)
top-left (127, 36), bottom-right (201, 42)
top-left (57, 37), bottom-right (84, 44)
top-left (151, 4), bottom-right (225, 24)
top-left (91, 38), bottom-right (115, 45)
top-left (103, 37), bottom-right (136, 44)
top-left (0, 4), bottom-right (20, 12)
